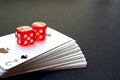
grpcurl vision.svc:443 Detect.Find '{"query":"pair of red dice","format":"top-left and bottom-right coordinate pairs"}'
top-left (15, 22), bottom-right (47, 46)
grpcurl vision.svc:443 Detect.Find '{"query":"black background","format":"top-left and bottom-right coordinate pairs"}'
top-left (0, 0), bottom-right (120, 80)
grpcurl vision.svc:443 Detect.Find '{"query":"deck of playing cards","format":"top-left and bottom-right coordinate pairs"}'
top-left (0, 27), bottom-right (87, 78)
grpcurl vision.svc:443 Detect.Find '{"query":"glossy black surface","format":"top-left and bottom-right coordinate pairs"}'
top-left (0, 0), bottom-right (120, 80)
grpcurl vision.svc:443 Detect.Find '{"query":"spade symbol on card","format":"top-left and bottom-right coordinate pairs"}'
top-left (0, 48), bottom-right (10, 53)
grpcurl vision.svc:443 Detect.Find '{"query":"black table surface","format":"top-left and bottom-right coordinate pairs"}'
top-left (0, 0), bottom-right (120, 80)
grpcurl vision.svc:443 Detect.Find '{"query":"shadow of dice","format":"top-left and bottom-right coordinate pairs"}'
top-left (15, 26), bottom-right (35, 46)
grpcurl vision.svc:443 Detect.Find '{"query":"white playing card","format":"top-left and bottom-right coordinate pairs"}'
top-left (0, 41), bottom-right (78, 76)
top-left (18, 47), bottom-right (82, 70)
top-left (0, 27), bottom-right (74, 70)
top-left (4, 40), bottom-right (76, 70)
top-left (0, 27), bottom-right (87, 78)
top-left (1, 45), bottom-right (86, 77)
top-left (2, 55), bottom-right (86, 77)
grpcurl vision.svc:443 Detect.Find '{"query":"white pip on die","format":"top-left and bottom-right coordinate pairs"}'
top-left (15, 26), bottom-right (35, 46)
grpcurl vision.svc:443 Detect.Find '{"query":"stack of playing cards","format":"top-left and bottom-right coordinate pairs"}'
top-left (0, 27), bottom-right (87, 78)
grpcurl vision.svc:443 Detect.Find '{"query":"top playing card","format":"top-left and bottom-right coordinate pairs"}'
top-left (0, 27), bottom-right (74, 70)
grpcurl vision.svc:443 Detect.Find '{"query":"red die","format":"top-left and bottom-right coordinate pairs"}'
top-left (15, 26), bottom-right (35, 46)
top-left (32, 22), bottom-right (47, 41)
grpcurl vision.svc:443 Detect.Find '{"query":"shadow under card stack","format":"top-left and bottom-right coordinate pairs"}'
top-left (0, 22), bottom-right (87, 78)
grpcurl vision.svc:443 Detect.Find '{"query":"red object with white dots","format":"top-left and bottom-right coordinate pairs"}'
top-left (32, 22), bottom-right (47, 41)
top-left (15, 26), bottom-right (35, 46)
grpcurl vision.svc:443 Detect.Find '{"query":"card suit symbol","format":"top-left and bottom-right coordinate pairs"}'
top-left (6, 48), bottom-right (10, 50)
top-left (21, 55), bottom-right (28, 59)
top-left (0, 48), bottom-right (10, 53)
